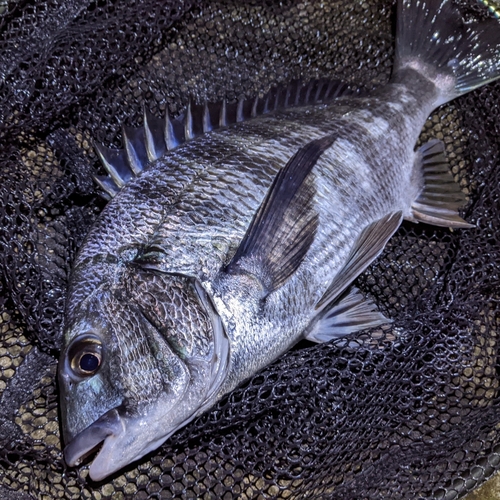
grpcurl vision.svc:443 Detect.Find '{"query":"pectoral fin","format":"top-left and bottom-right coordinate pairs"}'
top-left (410, 139), bottom-right (474, 228)
top-left (225, 134), bottom-right (337, 295)
top-left (305, 287), bottom-right (391, 343)
top-left (316, 211), bottom-right (403, 310)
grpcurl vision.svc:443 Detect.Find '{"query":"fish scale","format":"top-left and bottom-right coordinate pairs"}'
top-left (59, 0), bottom-right (500, 481)
top-left (127, 271), bottom-right (213, 357)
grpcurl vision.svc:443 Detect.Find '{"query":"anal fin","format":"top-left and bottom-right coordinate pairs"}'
top-left (305, 287), bottom-right (391, 343)
top-left (410, 139), bottom-right (474, 228)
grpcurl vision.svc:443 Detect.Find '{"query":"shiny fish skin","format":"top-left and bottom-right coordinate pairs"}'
top-left (59, 0), bottom-right (500, 481)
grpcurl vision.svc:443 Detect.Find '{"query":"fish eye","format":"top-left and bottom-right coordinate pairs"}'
top-left (67, 335), bottom-right (103, 378)
top-left (78, 352), bottom-right (101, 373)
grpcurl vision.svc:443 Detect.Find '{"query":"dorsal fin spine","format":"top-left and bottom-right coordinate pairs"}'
top-left (219, 100), bottom-right (227, 127)
top-left (165, 108), bottom-right (177, 150)
top-left (144, 109), bottom-right (157, 162)
top-left (236, 99), bottom-right (244, 122)
top-left (144, 108), bottom-right (166, 162)
top-left (314, 81), bottom-right (323, 102)
top-left (122, 126), bottom-right (143, 175)
top-left (94, 142), bottom-right (127, 188)
top-left (203, 102), bottom-right (212, 133)
top-left (274, 87), bottom-right (282, 110)
top-left (251, 96), bottom-right (258, 118)
top-left (94, 175), bottom-right (119, 199)
top-left (263, 94), bottom-right (270, 114)
top-left (325, 80), bottom-right (336, 100)
top-left (302, 82), bottom-right (311, 103)
top-left (185, 101), bottom-right (194, 140)
top-left (294, 81), bottom-right (302, 106)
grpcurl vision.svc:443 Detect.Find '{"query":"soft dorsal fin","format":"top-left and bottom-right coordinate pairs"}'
top-left (224, 134), bottom-right (337, 295)
top-left (410, 139), bottom-right (474, 228)
top-left (94, 79), bottom-right (355, 199)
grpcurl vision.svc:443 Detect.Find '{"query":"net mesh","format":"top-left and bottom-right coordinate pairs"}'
top-left (1, 0), bottom-right (499, 498)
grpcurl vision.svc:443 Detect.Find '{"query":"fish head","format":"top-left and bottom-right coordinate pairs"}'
top-left (59, 264), bottom-right (228, 481)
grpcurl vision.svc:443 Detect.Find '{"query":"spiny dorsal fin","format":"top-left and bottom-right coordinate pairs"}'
top-left (94, 79), bottom-right (355, 199)
top-left (224, 134), bottom-right (338, 295)
top-left (410, 139), bottom-right (474, 228)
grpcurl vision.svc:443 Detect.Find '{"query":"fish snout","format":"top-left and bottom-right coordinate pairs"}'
top-left (63, 406), bottom-right (125, 468)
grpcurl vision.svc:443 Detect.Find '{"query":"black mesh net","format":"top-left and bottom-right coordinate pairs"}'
top-left (1, 0), bottom-right (499, 498)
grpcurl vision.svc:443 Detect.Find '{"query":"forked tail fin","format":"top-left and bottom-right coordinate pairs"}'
top-left (394, 0), bottom-right (500, 107)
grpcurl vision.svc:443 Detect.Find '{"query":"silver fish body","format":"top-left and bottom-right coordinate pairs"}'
top-left (59, 0), bottom-right (500, 481)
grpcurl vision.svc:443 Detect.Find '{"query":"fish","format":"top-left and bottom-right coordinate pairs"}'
top-left (58, 0), bottom-right (500, 481)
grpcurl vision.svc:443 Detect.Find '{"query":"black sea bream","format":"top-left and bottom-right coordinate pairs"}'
top-left (59, 0), bottom-right (500, 481)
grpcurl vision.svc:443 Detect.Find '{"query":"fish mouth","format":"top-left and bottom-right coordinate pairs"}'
top-left (63, 401), bottom-right (191, 482)
top-left (62, 396), bottom-right (196, 481)
top-left (64, 406), bottom-right (125, 480)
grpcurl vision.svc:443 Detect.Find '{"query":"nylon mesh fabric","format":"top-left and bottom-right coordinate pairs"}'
top-left (0, 0), bottom-right (499, 498)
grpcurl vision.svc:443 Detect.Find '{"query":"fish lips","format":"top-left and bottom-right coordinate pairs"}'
top-left (64, 405), bottom-right (126, 480)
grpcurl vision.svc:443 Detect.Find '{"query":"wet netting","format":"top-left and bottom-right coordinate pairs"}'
top-left (0, 0), bottom-right (499, 498)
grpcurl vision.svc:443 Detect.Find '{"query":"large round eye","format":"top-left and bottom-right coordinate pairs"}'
top-left (67, 335), bottom-right (103, 378)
